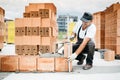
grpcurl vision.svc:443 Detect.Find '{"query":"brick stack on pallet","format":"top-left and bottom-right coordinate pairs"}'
top-left (104, 3), bottom-right (120, 55)
top-left (93, 2), bottom-right (120, 56)
top-left (15, 3), bottom-right (58, 55)
top-left (93, 11), bottom-right (105, 49)
top-left (1, 3), bottom-right (73, 72)
top-left (0, 7), bottom-right (5, 51)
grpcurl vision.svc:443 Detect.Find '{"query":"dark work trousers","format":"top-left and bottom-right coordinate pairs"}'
top-left (72, 38), bottom-right (95, 65)
top-left (73, 25), bottom-right (95, 65)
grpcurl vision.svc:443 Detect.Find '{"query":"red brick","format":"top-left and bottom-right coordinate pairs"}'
top-left (25, 6), bottom-right (29, 13)
top-left (116, 45), bottom-right (120, 54)
top-left (104, 50), bottom-right (115, 61)
top-left (31, 18), bottom-right (41, 27)
top-left (23, 18), bottom-right (32, 27)
top-left (15, 18), bottom-right (24, 27)
top-left (37, 58), bottom-right (54, 72)
top-left (41, 18), bottom-right (52, 27)
top-left (0, 55), bottom-right (5, 71)
top-left (1, 56), bottom-right (19, 72)
top-left (55, 57), bottom-right (72, 72)
top-left (31, 36), bottom-right (41, 45)
top-left (30, 11), bottom-right (38, 17)
top-left (23, 12), bottom-right (30, 18)
top-left (41, 37), bottom-right (51, 45)
top-left (22, 36), bottom-right (32, 45)
top-left (28, 4), bottom-right (38, 11)
top-left (15, 36), bottom-right (23, 45)
top-left (19, 56), bottom-right (38, 72)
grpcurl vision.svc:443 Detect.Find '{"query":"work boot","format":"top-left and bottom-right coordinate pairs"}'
top-left (83, 64), bottom-right (92, 70)
top-left (77, 55), bottom-right (86, 65)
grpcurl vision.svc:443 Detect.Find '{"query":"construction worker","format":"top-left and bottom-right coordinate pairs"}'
top-left (68, 12), bottom-right (96, 70)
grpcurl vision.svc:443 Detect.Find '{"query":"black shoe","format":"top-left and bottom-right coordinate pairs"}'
top-left (77, 56), bottom-right (86, 65)
top-left (83, 64), bottom-right (92, 70)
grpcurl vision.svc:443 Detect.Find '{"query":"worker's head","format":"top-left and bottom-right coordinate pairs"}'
top-left (81, 12), bottom-right (93, 26)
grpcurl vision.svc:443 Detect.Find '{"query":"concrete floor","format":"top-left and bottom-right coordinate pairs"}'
top-left (0, 43), bottom-right (120, 80)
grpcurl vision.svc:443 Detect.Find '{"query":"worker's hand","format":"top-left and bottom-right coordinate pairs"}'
top-left (68, 53), bottom-right (77, 61)
top-left (70, 35), bottom-right (75, 41)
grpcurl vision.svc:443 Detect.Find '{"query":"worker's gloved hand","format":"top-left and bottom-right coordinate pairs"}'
top-left (70, 35), bottom-right (75, 41)
top-left (68, 53), bottom-right (77, 61)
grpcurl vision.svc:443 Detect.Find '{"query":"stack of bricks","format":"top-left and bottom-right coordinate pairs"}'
top-left (104, 3), bottom-right (120, 54)
top-left (0, 7), bottom-right (5, 51)
top-left (15, 3), bottom-right (58, 55)
top-left (93, 11), bottom-right (105, 49)
top-left (93, 2), bottom-right (120, 54)
top-left (11, 3), bottom-right (72, 72)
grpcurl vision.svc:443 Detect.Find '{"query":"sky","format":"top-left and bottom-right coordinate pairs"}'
top-left (0, 0), bottom-right (120, 20)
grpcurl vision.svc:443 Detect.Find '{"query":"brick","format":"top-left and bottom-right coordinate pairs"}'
top-left (22, 36), bottom-right (32, 45)
top-left (28, 4), bottom-right (38, 11)
top-left (23, 18), bottom-right (32, 27)
top-left (39, 27), bottom-right (52, 37)
top-left (38, 9), bottom-right (45, 18)
top-left (23, 12), bottom-right (30, 18)
top-left (117, 37), bottom-right (120, 45)
top-left (30, 11), bottom-right (38, 17)
top-left (32, 27), bottom-right (39, 36)
top-left (52, 27), bottom-right (58, 37)
top-left (26, 27), bottom-right (32, 36)
top-left (15, 36), bottom-right (23, 45)
top-left (15, 27), bottom-right (25, 36)
top-left (41, 37), bottom-right (51, 45)
top-left (105, 3), bottom-right (120, 14)
top-left (20, 45), bottom-right (27, 55)
top-left (0, 55), bottom-right (5, 71)
top-left (15, 18), bottom-right (24, 27)
top-left (117, 20), bottom-right (120, 36)
top-left (31, 45), bottom-right (38, 55)
top-left (26, 45), bottom-right (32, 55)
top-left (15, 27), bottom-right (21, 36)
top-left (36, 3), bottom-right (45, 10)
top-left (45, 3), bottom-right (56, 14)
top-left (0, 35), bottom-right (4, 43)
top-left (15, 45), bottom-right (22, 55)
top-left (38, 9), bottom-right (52, 18)
top-left (1, 56), bottom-right (19, 72)
top-left (39, 27), bottom-right (44, 36)
top-left (116, 45), bottom-right (120, 54)
top-left (19, 56), bottom-right (38, 72)
top-left (44, 9), bottom-right (50, 18)
top-left (104, 50), bottom-right (115, 61)
top-left (31, 36), bottom-right (41, 45)
top-left (31, 18), bottom-right (41, 27)
top-left (44, 27), bottom-right (52, 37)
top-left (39, 45), bottom-right (51, 53)
top-left (55, 57), bottom-right (72, 72)
top-left (117, 9), bottom-right (120, 18)
top-left (41, 18), bottom-right (52, 27)
top-left (44, 45), bottom-right (51, 53)
top-left (25, 6), bottom-right (29, 13)
top-left (39, 9), bottom-right (52, 18)
top-left (0, 7), bottom-right (5, 16)
top-left (37, 58), bottom-right (54, 72)
top-left (39, 45), bottom-right (44, 53)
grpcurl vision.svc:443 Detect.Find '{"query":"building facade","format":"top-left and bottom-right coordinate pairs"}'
top-left (57, 15), bottom-right (78, 32)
